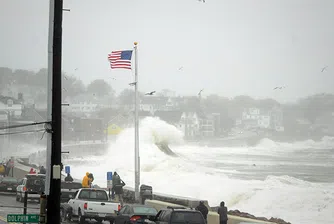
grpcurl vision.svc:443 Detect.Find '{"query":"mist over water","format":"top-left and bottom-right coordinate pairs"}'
top-left (28, 117), bottom-right (334, 224)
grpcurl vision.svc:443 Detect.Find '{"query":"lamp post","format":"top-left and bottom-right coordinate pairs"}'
top-left (6, 99), bottom-right (14, 150)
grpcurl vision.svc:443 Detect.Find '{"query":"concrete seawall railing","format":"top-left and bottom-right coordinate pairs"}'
top-left (12, 161), bottom-right (277, 224)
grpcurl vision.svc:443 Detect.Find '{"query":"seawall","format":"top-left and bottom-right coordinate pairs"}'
top-left (12, 160), bottom-right (282, 224)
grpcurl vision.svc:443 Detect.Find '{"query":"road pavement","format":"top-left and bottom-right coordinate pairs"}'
top-left (0, 193), bottom-right (39, 224)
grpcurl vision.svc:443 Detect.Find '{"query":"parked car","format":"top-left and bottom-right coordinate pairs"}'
top-left (68, 188), bottom-right (121, 223)
top-left (149, 206), bottom-right (206, 224)
top-left (114, 204), bottom-right (158, 224)
top-left (61, 181), bottom-right (82, 203)
top-left (16, 174), bottom-right (45, 202)
top-left (0, 176), bottom-right (18, 192)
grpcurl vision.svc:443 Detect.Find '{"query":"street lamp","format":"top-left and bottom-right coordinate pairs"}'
top-left (6, 99), bottom-right (14, 149)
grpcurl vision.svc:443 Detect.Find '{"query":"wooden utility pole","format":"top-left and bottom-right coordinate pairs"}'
top-left (46, 0), bottom-right (63, 223)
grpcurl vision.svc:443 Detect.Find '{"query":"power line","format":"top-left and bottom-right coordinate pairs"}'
top-left (0, 121), bottom-right (50, 131)
top-left (0, 129), bottom-right (45, 136)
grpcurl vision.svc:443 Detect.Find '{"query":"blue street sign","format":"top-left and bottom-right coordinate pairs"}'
top-left (107, 172), bottom-right (113, 181)
top-left (65, 166), bottom-right (70, 174)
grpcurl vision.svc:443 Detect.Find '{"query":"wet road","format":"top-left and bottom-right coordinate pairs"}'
top-left (0, 193), bottom-right (39, 223)
top-left (0, 193), bottom-right (110, 223)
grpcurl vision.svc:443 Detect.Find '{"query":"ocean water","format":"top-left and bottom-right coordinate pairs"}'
top-left (29, 117), bottom-right (334, 224)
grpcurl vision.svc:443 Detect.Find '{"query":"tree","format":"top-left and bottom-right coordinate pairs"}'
top-left (298, 93), bottom-right (334, 124)
top-left (117, 89), bottom-right (135, 105)
top-left (86, 79), bottom-right (113, 97)
top-left (62, 73), bottom-right (85, 98)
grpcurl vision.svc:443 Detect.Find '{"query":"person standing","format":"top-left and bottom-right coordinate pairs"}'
top-left (39, 166), bottom-right (46, 174)
top-left (112, 172), bottom-right (125, 206)
top-left (217, 201), bottom-right (228, 224)
top-left (65, 173), bottom-right (73, 182)
top-left (82, 172), bottom-right (90, 188)
top-left (196, 201), bottom-right (209, 223)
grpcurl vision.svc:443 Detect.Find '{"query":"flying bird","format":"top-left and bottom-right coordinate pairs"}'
top-left (129, 82), bottom-right (137, 86)
top-left (198, 0), bottom-right (205, 2)
top-left (321, 66), bottom-right (328, 72)
top-left (178, 66), bottom-right (183, 71)
top-left (198, 89), bottom-right (204, 96)
top-left (145, 91), bottom-right (156, 95)
top-left (273, 86), bottom-right (286, 90)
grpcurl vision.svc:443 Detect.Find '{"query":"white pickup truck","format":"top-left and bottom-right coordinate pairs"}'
top-left (68, 188), bottom-right (120, 223)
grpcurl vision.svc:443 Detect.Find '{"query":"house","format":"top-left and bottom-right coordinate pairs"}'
top-left (0, 95), bottom-right (23, 118)
top-left (179, 110), bottom-right (215, 139)
top-left (240, 107), bottom-right (284, 131)
top-left (140, 96), bottom-right (180, 114)
top-left (270, 106), bottom-right (284, 131)
top-left (63, 94), bottom-right (116, 116)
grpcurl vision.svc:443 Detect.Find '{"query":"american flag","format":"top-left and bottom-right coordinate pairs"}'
top-left (108, 50), bottom-right (133, 70)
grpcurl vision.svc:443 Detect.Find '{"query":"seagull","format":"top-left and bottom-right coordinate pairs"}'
top-left (198, 89), bottom-right (204, 96)
top-left (178, 66), bottom-right (183, 71)
top-left (273, 86), bottom-right (286, 90)
top-left (198, 0), bottom-right (205, 2)
top-left (321, 66), bottom-right (328, 72)
top-left (145, 91), bottom-right (156, 95)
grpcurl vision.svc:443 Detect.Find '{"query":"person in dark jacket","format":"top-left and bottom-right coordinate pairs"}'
top-left (39, 166), bottom-right (46, 174)
top-left (65, 173), bottom-right (73, 182)
top-left (217, 201), bottom-right (228, 224)
top-left (196, 201), bottom-right (209, 222)
top-left (88, 173), bottom-right (94, 187)
top-left (112, 172), bottom-right (125, 206)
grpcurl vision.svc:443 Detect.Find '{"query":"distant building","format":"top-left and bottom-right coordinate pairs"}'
top-left (140, 96), bottom-right (180, 114)
top-left (240, 107), bottom-right (284, 131)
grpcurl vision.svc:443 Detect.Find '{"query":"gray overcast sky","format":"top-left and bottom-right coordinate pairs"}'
top-left (1, 0), bottom-right (333, 102)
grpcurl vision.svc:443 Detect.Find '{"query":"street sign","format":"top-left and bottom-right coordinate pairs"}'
top-left (107, 171), bottom-right (113, 188)
top-left (65, 166), bottom-right (70, 174)
top-left (107, 180), bottom-right (113, 188)
top-left (7, 214), bottom-right (40, 223)
top-left (107, 172), bottom-right (113, 180)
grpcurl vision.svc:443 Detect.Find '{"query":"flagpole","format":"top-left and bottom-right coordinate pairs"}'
top-left (134, 41), bottom-right (140, 201)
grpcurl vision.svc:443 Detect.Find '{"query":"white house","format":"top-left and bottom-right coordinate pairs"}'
top-left (0, 96), bottom-right (22, 118)
top-left (241, 107), bottom-right (284, 131)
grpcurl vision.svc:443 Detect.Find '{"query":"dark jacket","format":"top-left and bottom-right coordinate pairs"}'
top-left (218, 206), bottom-right (228, 221)
top-left (65, 174), bottom-right (73, 182)
top-left (112, 174), bottom-right (125, 194)
top-left (196, 203), bottom-right (208, 220)
top-left (39, 167), bottom-right (46, 174)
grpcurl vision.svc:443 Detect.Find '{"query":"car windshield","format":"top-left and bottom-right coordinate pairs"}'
top-left (133, 206), bottom-right (157, 215)
top-left (1, 177), bottom-right (17, 183)
top-left (78, 190), bottom-right (108, 201)
top-left (171, 212), bottom-right (205, 224)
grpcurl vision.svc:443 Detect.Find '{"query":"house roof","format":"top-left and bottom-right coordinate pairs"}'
top-left (154, 110), bottom-right (182, 123)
